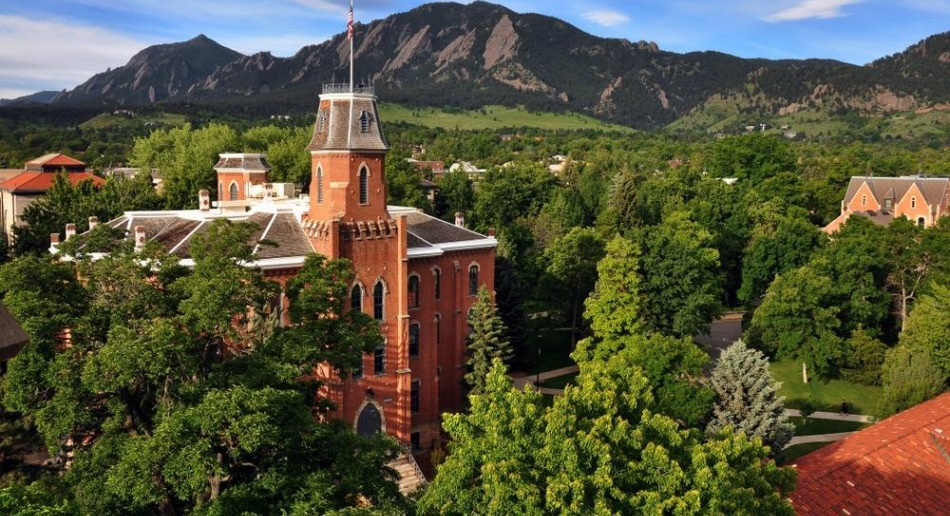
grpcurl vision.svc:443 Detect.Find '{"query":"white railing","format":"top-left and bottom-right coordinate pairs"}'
top-left (322, 83), bottom-right (375, 94)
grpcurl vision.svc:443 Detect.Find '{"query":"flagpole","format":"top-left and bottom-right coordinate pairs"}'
top-left (347, 0), bottom-right (355, 148)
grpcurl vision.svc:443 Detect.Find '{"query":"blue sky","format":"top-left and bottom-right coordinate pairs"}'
top-left (1, 0), bottom-right (948, 99)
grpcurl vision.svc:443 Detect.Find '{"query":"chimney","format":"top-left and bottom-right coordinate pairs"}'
top-left (65, 223), bottom-right (76, 240)
top-left (50, 233), bottom-right (60, 248)
top-left (88, 216), bottom-right (98, 230)
top-left (199, 189), bottom-right (210, 211)
top-left (488, 228), bottom-right (496, 237)
top-left (134, 226), bottom-right (146, 252)
top-left (455, 212), bottom-right (465, 228)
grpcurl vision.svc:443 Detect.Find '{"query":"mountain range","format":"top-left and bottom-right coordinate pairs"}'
top-left (4, 1), bottom-right (949, 129)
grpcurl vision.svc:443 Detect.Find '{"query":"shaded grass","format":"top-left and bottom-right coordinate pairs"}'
top-left (80, 112), bottom-right (187, 129)
top-left (539, 371), bottom-right (578, 390)
top-left (777, 442), bottom-right (828, 464)
top-left (770, 359), bottom-right (882, 415)
top-left (789, 416), bottom-right (869, 436)
top-left (378, 103), bottom-right (634, 132)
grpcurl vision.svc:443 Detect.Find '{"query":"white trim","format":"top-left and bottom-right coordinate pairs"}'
top-left (252, 213), bottom-right (279, 255)
top-left (169, 220), bottom-right (206, 254)
top-left (435, 238), bottom-right (498, 252)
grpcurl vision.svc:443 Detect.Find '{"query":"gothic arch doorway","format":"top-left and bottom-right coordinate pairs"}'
top-left (355, 402), bottom-right (384, 437)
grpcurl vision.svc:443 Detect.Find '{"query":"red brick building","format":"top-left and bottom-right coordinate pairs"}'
top-left (792, 392), bottom-right (950, 514)
top-left (64, 84), bottom-right (496, 459)
top-left (823, 175), bottom-right (950, 233)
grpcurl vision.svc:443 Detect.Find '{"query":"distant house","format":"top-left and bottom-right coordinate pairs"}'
top-left (823, 175), bottom-right (950, 233)
top-left (406, 158), bottom-right (445, 175)
top-left (792, 392), bottom-right (950, 514)
top-left (0, 153), bottom-right (105, 245)
top-left (0, 302), bottom-right (28, 370)
top-left (448, 161), bottom-right (487, 180)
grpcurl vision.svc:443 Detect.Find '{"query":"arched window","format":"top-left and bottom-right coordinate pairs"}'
top-left (410, 380), bottom-right (420, 413)
top-left (918, 217), bottom-right (926, 228)
top-left (229, 182), bottom-right (239, 201)
top-left (433, 267), bottom-right (441, 300)
top-left (316, 166), bottom-right (324, 204)
top-left (373, 281), bottom-right (384, 320)
top-left (408, 275), bottom-right (420, 308)
top-left (351, 284), bottom-right (363, 312)
top-left (359, 166), bottom-right (369, 204)
top-left (861, 194), bottom-right (867, 207)
top-left (468, 264), bottom-right (479, 296)
top-left (409, 323), bottom-right (420, 357)
top-left (911, 196), bottom-right (917, 209)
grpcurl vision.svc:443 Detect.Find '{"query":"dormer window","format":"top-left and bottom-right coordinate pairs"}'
top-left (885, 199), bottom-right (893, 210)
top-left (359, 110), bottom-right (370, 133)
top-left (317, 109), bottom-right (327, 133)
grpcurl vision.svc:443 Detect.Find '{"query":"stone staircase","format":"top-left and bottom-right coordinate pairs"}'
top-left (389, 444), bottom-right (427, 495)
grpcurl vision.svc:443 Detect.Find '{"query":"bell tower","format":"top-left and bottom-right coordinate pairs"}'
top-left (306, 84), bottom-right (389, 224)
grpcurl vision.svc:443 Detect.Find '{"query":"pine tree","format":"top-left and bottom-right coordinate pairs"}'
top-left (465, 286), bottom-right (513, 395)
top-left (706, 339), bottom-right (794, 455)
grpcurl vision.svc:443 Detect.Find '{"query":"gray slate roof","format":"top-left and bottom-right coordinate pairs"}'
top-left (307, 94), bottom-right (388, 152)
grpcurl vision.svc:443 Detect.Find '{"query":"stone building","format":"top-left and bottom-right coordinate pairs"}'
top-left (823, 175), bottom-right (950, 233)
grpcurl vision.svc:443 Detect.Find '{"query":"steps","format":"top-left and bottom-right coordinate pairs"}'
top-left (389, 449), bottom-right (427, 495)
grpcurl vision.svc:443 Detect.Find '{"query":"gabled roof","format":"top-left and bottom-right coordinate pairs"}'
top-left (25, 153), bottom-right (85, 168)
top-left (0, 303), bottom-right (28, 361)
top-left (0, 171), bottom-right (105, 194)
top-left (792, 392), bottom-right (950, 514)
top-left (843, 176), bottom-right (949, 208)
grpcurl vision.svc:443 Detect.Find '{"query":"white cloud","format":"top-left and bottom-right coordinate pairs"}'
top-left (764, 0), bottom-right (862, 22)
top-left (583, 9), bottom-right (631, 27)
top-left (0, 15), bottom-right (149, 93)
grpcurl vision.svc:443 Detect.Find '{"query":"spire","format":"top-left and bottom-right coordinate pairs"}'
top-left (347, 0), bottom-right (355, 147)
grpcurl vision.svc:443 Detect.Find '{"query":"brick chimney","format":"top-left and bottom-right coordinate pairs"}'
top-left (88, 216), bottom-right (98, 230)
top-left (134, 226), bottom-right (146, 252)
top-left (199, 189), bottom-right (211, 211)
top-left (455, 212), bottom-right (465, 228)
top-left (50, 233), bottom-right (60, 248)
top-left (65, 223), bottom-right (76, 240)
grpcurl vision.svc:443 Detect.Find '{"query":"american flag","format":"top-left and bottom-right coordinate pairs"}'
top-left (347, 2), bottom-right (354, 40)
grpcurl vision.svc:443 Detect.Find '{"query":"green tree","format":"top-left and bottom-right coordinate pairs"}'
top-left (899, 284), bottom-right (950, 378)
top-left (579, 235), bottom-right (643, 347)
top-left (474, 162), bottom-right (557, 232)
top-left (465, 287), bottom-right (513, 395)
top-left (709, 133), bottom-right (795, 182)
top-left (419, 360), bottom-right (546, 515)
top-left (706, 340), bottom-right (794, 455)
top-left (542, 227), bottom-right (605, 347)
top-left (841, 327), bottom-right (888, 386)
top-left (747, 264), bottom-right (847, 378)
top-left (636, 211), bottom-right (723, 338)
top-left (0, 222), bottom-right (401, 514)
top-left (433, 169), bottom-right (474, 222)
top-left (738, 211), bottom-right (822, 304)
top-left (386, 158), bottom-right (433, 212)
top-left (877, 345), bottom-right (945, 418)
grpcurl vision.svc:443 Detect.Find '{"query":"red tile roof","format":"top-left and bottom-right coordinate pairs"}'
top-left (24, 153), bottom-right (85, 168)
top-left (0, 171), bottom-right (105, 193)
top-left (792, 392), bottom-right (950, 515)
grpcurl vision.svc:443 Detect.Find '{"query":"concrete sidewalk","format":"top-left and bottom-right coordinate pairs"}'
top-left (512, 365), bottom-right (579, 390)
top-left (785, 432), bottom-right (857, 448)
top-left (785, 409), bottom-right (873, 423)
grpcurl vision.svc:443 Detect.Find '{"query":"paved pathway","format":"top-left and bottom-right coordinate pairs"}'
top-left (512, 364), bottom-right (579, 390)
top-left (784, 409), bottom-right (873, 423)
top-left (786, 432), bottom-right (858, 448)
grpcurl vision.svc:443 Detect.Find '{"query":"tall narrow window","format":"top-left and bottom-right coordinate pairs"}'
top-left (351, 284), bottom-right (363, 312)
top-left (229, 182), bottom-right (238, 201)
top-left (911, 196), bottom-right (917, 209)
top-left (468, 264), bottom-right (479, 296)
top-left (410, 380), bottom-right (420, 413)
top-left (433, 268), bottom-right (441, 300)
top-left (373, 281), bottom-right (384, 320)
top-left (435, 314), bottom-right (441, 346)
top-left (918, 217), bottom-right (926, 228)
top-left (408, 275), bottom-right (419, 308)
top-left (359, 166), bottom-right (369, 204)
top-left (316, 167), bottom-right (324, 204)
top-left (409, 323), bottom-right (420, 357)
top-left (374, 343), bottom-right (385, 374)
top-left (861, 194), bottom-right (867, 207)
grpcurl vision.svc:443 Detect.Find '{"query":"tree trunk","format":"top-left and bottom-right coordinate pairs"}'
top-left (209, 452), bottom-right (223, 500)
top-left (900, 285), bottom-right (908, 333)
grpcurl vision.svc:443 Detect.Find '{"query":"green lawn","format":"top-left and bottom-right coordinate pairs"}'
top-left (80, 112), bottom-right (188, 130)
top-left (777, 442), bottom-right (828, 464)
top-left (789, 416), bottom-right (869, 436)
top-left (770, 359), bottom-right (882, 415)
top-left (539, 372), bottom-right (578, 390)
top-left (378, 103), bottom-right (634, 132)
